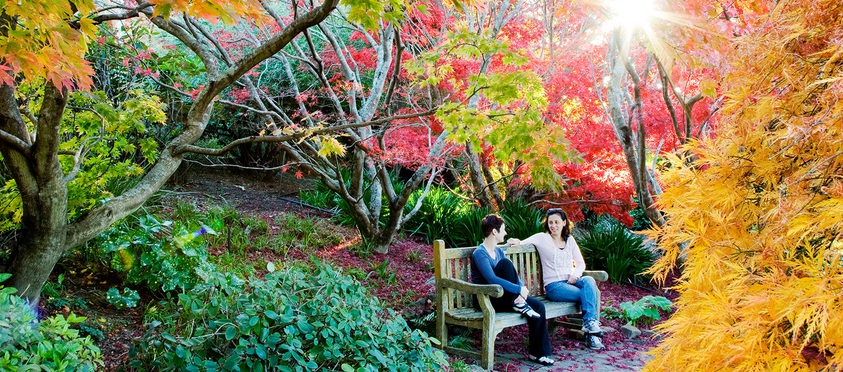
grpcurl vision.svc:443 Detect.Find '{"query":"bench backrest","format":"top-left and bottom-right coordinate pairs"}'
top-left (433, 240), bottom-right (546, 311)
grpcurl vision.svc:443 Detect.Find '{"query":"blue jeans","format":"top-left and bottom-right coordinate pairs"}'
top-left (545, 276), bottom-right (600, 321)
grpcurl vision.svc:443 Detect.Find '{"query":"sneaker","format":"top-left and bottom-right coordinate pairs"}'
top-left (587, 334), bottom-right (606, 350)
top-left (528, 355), bottom-right (555, 366)
top-left (582, 319), bottom-right (602, 334)
top-left (513, 302), bottom-right (541, 319)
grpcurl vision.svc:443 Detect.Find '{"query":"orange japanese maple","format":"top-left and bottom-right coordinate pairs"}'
top-left (646, 0), bottom-right (843, 370)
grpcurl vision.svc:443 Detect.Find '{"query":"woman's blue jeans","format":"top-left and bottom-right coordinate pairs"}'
top-left (544, 276), bottom-right (600, 321)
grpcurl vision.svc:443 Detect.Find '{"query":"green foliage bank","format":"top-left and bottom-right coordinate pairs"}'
top-left (131, 263), bottom-right (448, 371)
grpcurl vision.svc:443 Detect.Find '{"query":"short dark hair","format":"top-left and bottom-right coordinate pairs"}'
top-left (481, 214), bottom-right (504, 238)
top-left (543, 208), bottom-right (571, 241)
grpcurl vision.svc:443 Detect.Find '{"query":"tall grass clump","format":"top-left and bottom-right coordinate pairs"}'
top-left (403, 186), bottom-right (469, 243)
top-left (500, 198), bottom-right (543, 239)
top-left (575, 216), bottom-right (655, 284)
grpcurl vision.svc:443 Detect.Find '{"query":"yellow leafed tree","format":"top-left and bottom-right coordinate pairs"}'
top-left (645, 0), bottom-right (843, 371)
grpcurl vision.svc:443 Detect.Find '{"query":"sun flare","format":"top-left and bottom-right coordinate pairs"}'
top-left (607, 0), bottom-right (657, 31)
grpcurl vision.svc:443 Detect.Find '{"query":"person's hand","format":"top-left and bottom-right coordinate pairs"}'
top-left (520, 286), bottom-right (530, 299)
top-left (507, 238), bottom-right (521, 246)
top-left (567, 275), bottom-right (579, 285)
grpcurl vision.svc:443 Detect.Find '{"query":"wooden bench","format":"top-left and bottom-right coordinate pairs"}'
top-left (433, 240), bottom-right (608, 370)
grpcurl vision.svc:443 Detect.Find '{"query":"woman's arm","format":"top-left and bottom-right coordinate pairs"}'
top-left (569, 236), bottom-right (586, 277)
top-left (472, 249), bottom-right (522, 294)
top-left (524, 233), bottom-right (556, 260)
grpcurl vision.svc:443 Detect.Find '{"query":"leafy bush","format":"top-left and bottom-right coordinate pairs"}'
top-left (0, 274), bottom-right (103, 371)
top-left (627, 198), bottom-right (653, 231)
top-left (446, 205), bottom-right (492, 248)
top-left (619, 295), bottom-right (672, 327)
top-left (130, 262), bottom-right (448, 371)
top-left (89, 212), bottom-right (217, 292)
top-left (299, 187), bottom-right (337, 212)
top-left (106, 287), bottom-right (140, 309)
top-left (576, 216), bottom-right (655, 284)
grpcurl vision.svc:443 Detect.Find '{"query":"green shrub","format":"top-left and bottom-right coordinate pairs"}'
top-left (297, 168), bottom-right (356, 227)
top-left (576, 216), bottom-right (655, 284)
top-left (299, 187), bottom-right (337, 211)
top-left (89, 212), bottom-right (217, 292)
top-left (500, 198), bottom-right (544, 239)
top-left (130, 262), bottom-right (448, 371)
top-left (627, 198), bottom-right (653, 231)
top-left (619, 295), bottom-right (672, 326)
top-left (0, 274), bottom-right (103, 371)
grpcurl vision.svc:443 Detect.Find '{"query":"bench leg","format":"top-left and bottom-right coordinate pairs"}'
top-left (436, 310), bottom-right (448, 350)
top-left (480, 326), bottom-right (497, 370)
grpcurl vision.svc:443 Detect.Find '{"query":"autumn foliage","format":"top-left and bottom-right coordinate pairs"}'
top-left (646, 0), bottom-right (843, 370)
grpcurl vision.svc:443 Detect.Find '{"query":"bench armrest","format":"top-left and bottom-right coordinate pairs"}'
top-left (439, 278), bottom-right (504, 298)
top-left (583, 270), bottom-right (609, 282)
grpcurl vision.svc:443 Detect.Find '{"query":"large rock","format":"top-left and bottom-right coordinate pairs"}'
top-left (621, 323), bottom-right (642, 339)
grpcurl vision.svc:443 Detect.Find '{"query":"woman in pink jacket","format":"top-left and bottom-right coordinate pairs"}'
top-left (512, 208), bottom-right (606, 350)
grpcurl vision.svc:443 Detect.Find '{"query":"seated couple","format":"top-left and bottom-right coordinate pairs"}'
top-left (469, 211), bottom-right (605, 366)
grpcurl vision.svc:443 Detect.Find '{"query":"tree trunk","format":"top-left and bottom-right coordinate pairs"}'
top-left (606, 31), bottom-right (664, 227)
top-left (5, 83), bottom-right (69, 304)
top-left (465, 146), bottom-right (496, 208)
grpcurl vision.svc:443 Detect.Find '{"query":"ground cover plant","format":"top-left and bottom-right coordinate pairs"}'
top-left (130, 262), bottom-right (448, 371)
top-left (0, 274), bottom-right (103, 371)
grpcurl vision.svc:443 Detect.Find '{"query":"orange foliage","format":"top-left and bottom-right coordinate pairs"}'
top-left (0, 1), bottom-right (97, 89)
top-left (645, 0), bottom-right (843, 370)
top-left (0, 0), bottom-right (266, 90)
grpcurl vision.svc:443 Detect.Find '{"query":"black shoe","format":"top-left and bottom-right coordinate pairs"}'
top-left (528, 355), bottom-right (555, 366)
top-left (513, 302), bottom-right (540, 319)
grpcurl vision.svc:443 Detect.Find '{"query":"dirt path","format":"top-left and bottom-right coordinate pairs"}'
top-left (165, 164), bottom-right (319, 214)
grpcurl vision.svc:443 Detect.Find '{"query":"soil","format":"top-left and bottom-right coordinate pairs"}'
top-left (39, 165), bottom-right (679, 371)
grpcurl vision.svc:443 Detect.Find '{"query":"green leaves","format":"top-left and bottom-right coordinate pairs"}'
top-left (409, 27), bottom-right (576, 192)
top-left (130, 262), bottom-right (449, 370)
top-left (106, 287), bottom-right (141, 309)
top-left (0, 281), bottom-right (103, 370)
top-left (619, 295), bottom-right (673, 327)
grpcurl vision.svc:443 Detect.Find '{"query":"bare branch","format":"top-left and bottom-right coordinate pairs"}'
top-left (183, 158), bottom-right (307, 172)
top-left (217, 99), bottom-right (286, 122)
top-left (77, 2), bottom-right (152, 26)
top-left (0, 129), bottom-right (31, 156)
top-left (63, 136), bottom-right (101, 183)
top-left (175, 109), bottom-right (436, 156)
